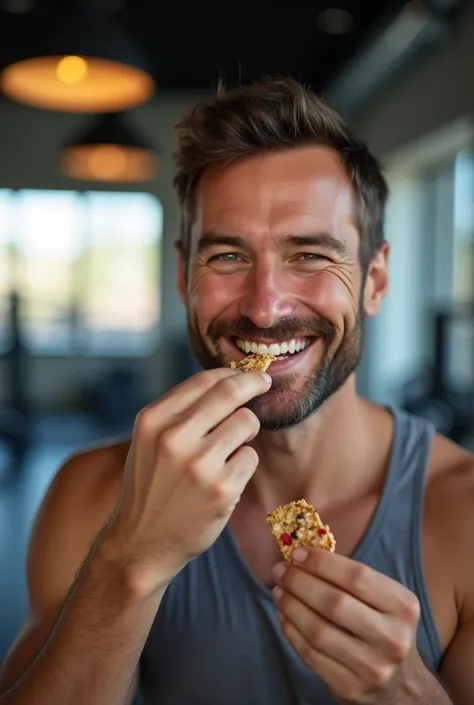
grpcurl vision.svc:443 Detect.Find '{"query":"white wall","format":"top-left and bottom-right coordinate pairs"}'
top-left (0, 92), bottom-right (208, 408)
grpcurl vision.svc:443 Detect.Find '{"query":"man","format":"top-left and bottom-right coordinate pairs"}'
top-left (0, 77), bottom-right (472, 705)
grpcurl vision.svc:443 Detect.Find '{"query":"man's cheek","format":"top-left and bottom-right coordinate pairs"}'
top-left (195, 285), bottom-right (236, 323)
top-left (315, 274), bottom-right (359, 319)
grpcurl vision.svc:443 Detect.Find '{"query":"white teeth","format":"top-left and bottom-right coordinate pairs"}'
top-left (235, 338), bottom-right (309, 357)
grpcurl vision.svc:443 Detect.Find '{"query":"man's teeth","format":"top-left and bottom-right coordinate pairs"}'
top-left (235, 338), bottom-right (310, 356)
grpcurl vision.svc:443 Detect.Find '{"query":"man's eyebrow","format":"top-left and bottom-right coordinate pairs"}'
top-left (283, 233), bottom-right (348, 256)
top-left (197, 232), bottom-right (247, 253)
top-left (196, 231), bottom-right (348, 256)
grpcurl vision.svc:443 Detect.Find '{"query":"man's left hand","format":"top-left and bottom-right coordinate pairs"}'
top-left (272, 546), bottom-right (425, 703)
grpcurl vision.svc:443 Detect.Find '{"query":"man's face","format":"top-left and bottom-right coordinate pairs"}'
top-left (179, 146), bottom-right (388, 429)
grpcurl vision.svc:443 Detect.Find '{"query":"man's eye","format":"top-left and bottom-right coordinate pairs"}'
top-left (210, 253), bottom-right (241, 262)
top-left (298, 253), bottom-right (327, 261)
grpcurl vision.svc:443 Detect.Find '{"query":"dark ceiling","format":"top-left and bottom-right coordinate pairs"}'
top-left (0, 1), bottom-right (411, 96)
top-left (116, 3), bottom-right (406, 93)
top-left (0, 0), bottom-right (467, 104)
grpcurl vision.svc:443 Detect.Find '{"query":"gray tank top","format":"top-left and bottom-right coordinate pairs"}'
top-left (139, 407), bottom-right (443, 705)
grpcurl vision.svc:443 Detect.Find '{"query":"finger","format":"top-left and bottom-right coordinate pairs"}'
top-left (290, 547), bottom-right (417, 617)
top-left (275, 589), bottom-right (390, 685)
top-left (202, 406), bottom-right (260, 466)
top-left (278, 615), bottom-right (360, 701)
top-left (222, 444), bottom-right (259, 498)
top-left (155, 367), bottom-right (243, 421)
top-left (274, 563), bottom-right (390, 649)
top-left (130, 368), bottom-right (243, 449)
top-left (178, 370), bottom-right (271, 440)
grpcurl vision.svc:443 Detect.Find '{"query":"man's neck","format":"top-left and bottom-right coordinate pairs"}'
top-left (248, 379), bottom-right (394, 513)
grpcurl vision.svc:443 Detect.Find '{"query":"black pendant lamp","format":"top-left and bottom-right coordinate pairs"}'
top-left (59, 111), bottom-right (159, 183)
top-left (0, 0), bottom-right (155, 112)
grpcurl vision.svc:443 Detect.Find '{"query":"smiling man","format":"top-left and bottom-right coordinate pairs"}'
top-left (1, 77), bottom-right (473, 705)
top-left (180, 142), bottom-right (370, 432)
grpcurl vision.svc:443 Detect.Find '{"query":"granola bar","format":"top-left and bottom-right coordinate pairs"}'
top-left (266, 498), bottom-right (336, 560)
top-left (230, 353), bottom-right (276, 373)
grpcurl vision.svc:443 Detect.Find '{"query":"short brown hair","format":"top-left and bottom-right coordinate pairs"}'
top-left (173, 76), bottom-right (388, 268)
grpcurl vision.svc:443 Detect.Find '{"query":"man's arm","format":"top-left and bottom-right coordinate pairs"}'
top-left (427, 445), bottom-right (474, 705)
top-left (0, 448), bottom-right (144, 705)
top-left (0, 367), bottom-right (268, 705)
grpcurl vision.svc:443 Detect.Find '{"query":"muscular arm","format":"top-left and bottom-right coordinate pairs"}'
top-left (0, 447), bottom-right (150, 705)
top-left (428, 447), bottom-right (474, 705)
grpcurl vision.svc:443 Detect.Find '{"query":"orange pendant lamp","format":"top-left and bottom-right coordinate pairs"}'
top-left (0, 1), bottom-right (155, 113)
top-left (59, 112), bottom-right (159, 183)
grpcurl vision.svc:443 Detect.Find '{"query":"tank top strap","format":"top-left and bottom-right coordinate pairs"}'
top-left (354, 406), bottom-right (442, 669)
top-left (351, 405), bottom-right (435, 563)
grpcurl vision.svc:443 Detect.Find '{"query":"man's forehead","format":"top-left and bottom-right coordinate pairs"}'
top-left (190, 149), bottom-right (356, 246)
top-left (199, 146), bottom-right (351, 204)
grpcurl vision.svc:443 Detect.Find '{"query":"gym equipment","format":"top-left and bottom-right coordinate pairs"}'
top-left (401, 305), bottom-right (474, 443)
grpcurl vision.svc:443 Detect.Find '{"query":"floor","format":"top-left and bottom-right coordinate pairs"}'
top-left (0, 413), bottom-right (127, 663)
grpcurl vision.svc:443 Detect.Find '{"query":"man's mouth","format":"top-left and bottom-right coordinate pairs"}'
top-left (232, 336), bottom-right (313, 361)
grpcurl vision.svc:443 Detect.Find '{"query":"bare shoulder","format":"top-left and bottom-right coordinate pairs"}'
top-left (426, 435), bottom-right (474, 703)
top-left (28, 437), bottom-right (132, 603)
top-left (42, 436), bottom-right (132, 515)
top-left (426, 432), bottom-right (474, 615)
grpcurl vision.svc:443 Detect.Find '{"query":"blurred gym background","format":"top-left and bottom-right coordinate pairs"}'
top-left (0, 0), bottom-right (473, 673)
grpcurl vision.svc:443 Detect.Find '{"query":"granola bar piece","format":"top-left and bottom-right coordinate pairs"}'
top-left (230, 353), bottom-right (276, 373)
top-left (266, 498), bottom-right (336, 560)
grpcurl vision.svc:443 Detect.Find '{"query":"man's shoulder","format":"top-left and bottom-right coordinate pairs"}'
top-left (428, 431), bottom-right (474, 486)
top-left (428, 431), bottom-right (474, 517)
top-left (58, 436), bottom-right (132, 495)
top-left (426, 432), bottom-right (474, 613)
top-left (23, 437), bottom-right (133, 612)
top-left (42, 436), bottom-right (132, 528)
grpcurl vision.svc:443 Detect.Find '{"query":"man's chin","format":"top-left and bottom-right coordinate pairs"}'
top-left (244, 384), bottom-right (319, 431)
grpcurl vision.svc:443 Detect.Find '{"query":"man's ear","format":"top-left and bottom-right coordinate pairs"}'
top-left (176, 241), bottom-right (188, 306)
top-left (363, 241), bottom-right (389, 317)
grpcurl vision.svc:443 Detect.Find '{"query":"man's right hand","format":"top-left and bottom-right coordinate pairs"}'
top-left (103, 367), bottom-right (271, 595)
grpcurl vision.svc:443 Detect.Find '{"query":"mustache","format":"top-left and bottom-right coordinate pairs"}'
top-left (208, 316), bottom-right (335, 342)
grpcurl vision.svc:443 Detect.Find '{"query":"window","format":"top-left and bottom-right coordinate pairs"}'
top-left (0, 189), bottom-right (13, 351)
top-left (453, 149), bottom-right (474, 304)
top-left (0, 189), bottom-right (162, 356)
top-left (16, 189), bottom-right (82, 351)
top-left (364, 134), bottom-right (474, 406)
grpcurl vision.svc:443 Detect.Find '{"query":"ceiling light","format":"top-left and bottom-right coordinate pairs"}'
top-left (0, 6), bottom-right (155, 112)
top-left (59, 112), bottom-right (159, 183)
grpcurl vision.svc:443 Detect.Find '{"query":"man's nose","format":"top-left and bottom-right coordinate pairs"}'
top-left (238, 265), bottom-right (295, 329)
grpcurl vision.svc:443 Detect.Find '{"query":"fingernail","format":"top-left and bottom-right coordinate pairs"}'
top-left (260, 372), bottom-right (272, 384)
top-left (292, 548), bottom-right (309, 563)
top-left (273, 585), bottom-right (284, 600)
top-left (273, 563), bottom-right (287, 579)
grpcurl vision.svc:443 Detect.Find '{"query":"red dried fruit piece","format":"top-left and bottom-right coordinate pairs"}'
top-left (318, 528), bottom-right (327, 536)
top-left (281, 533), bottom-right (292, 545)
